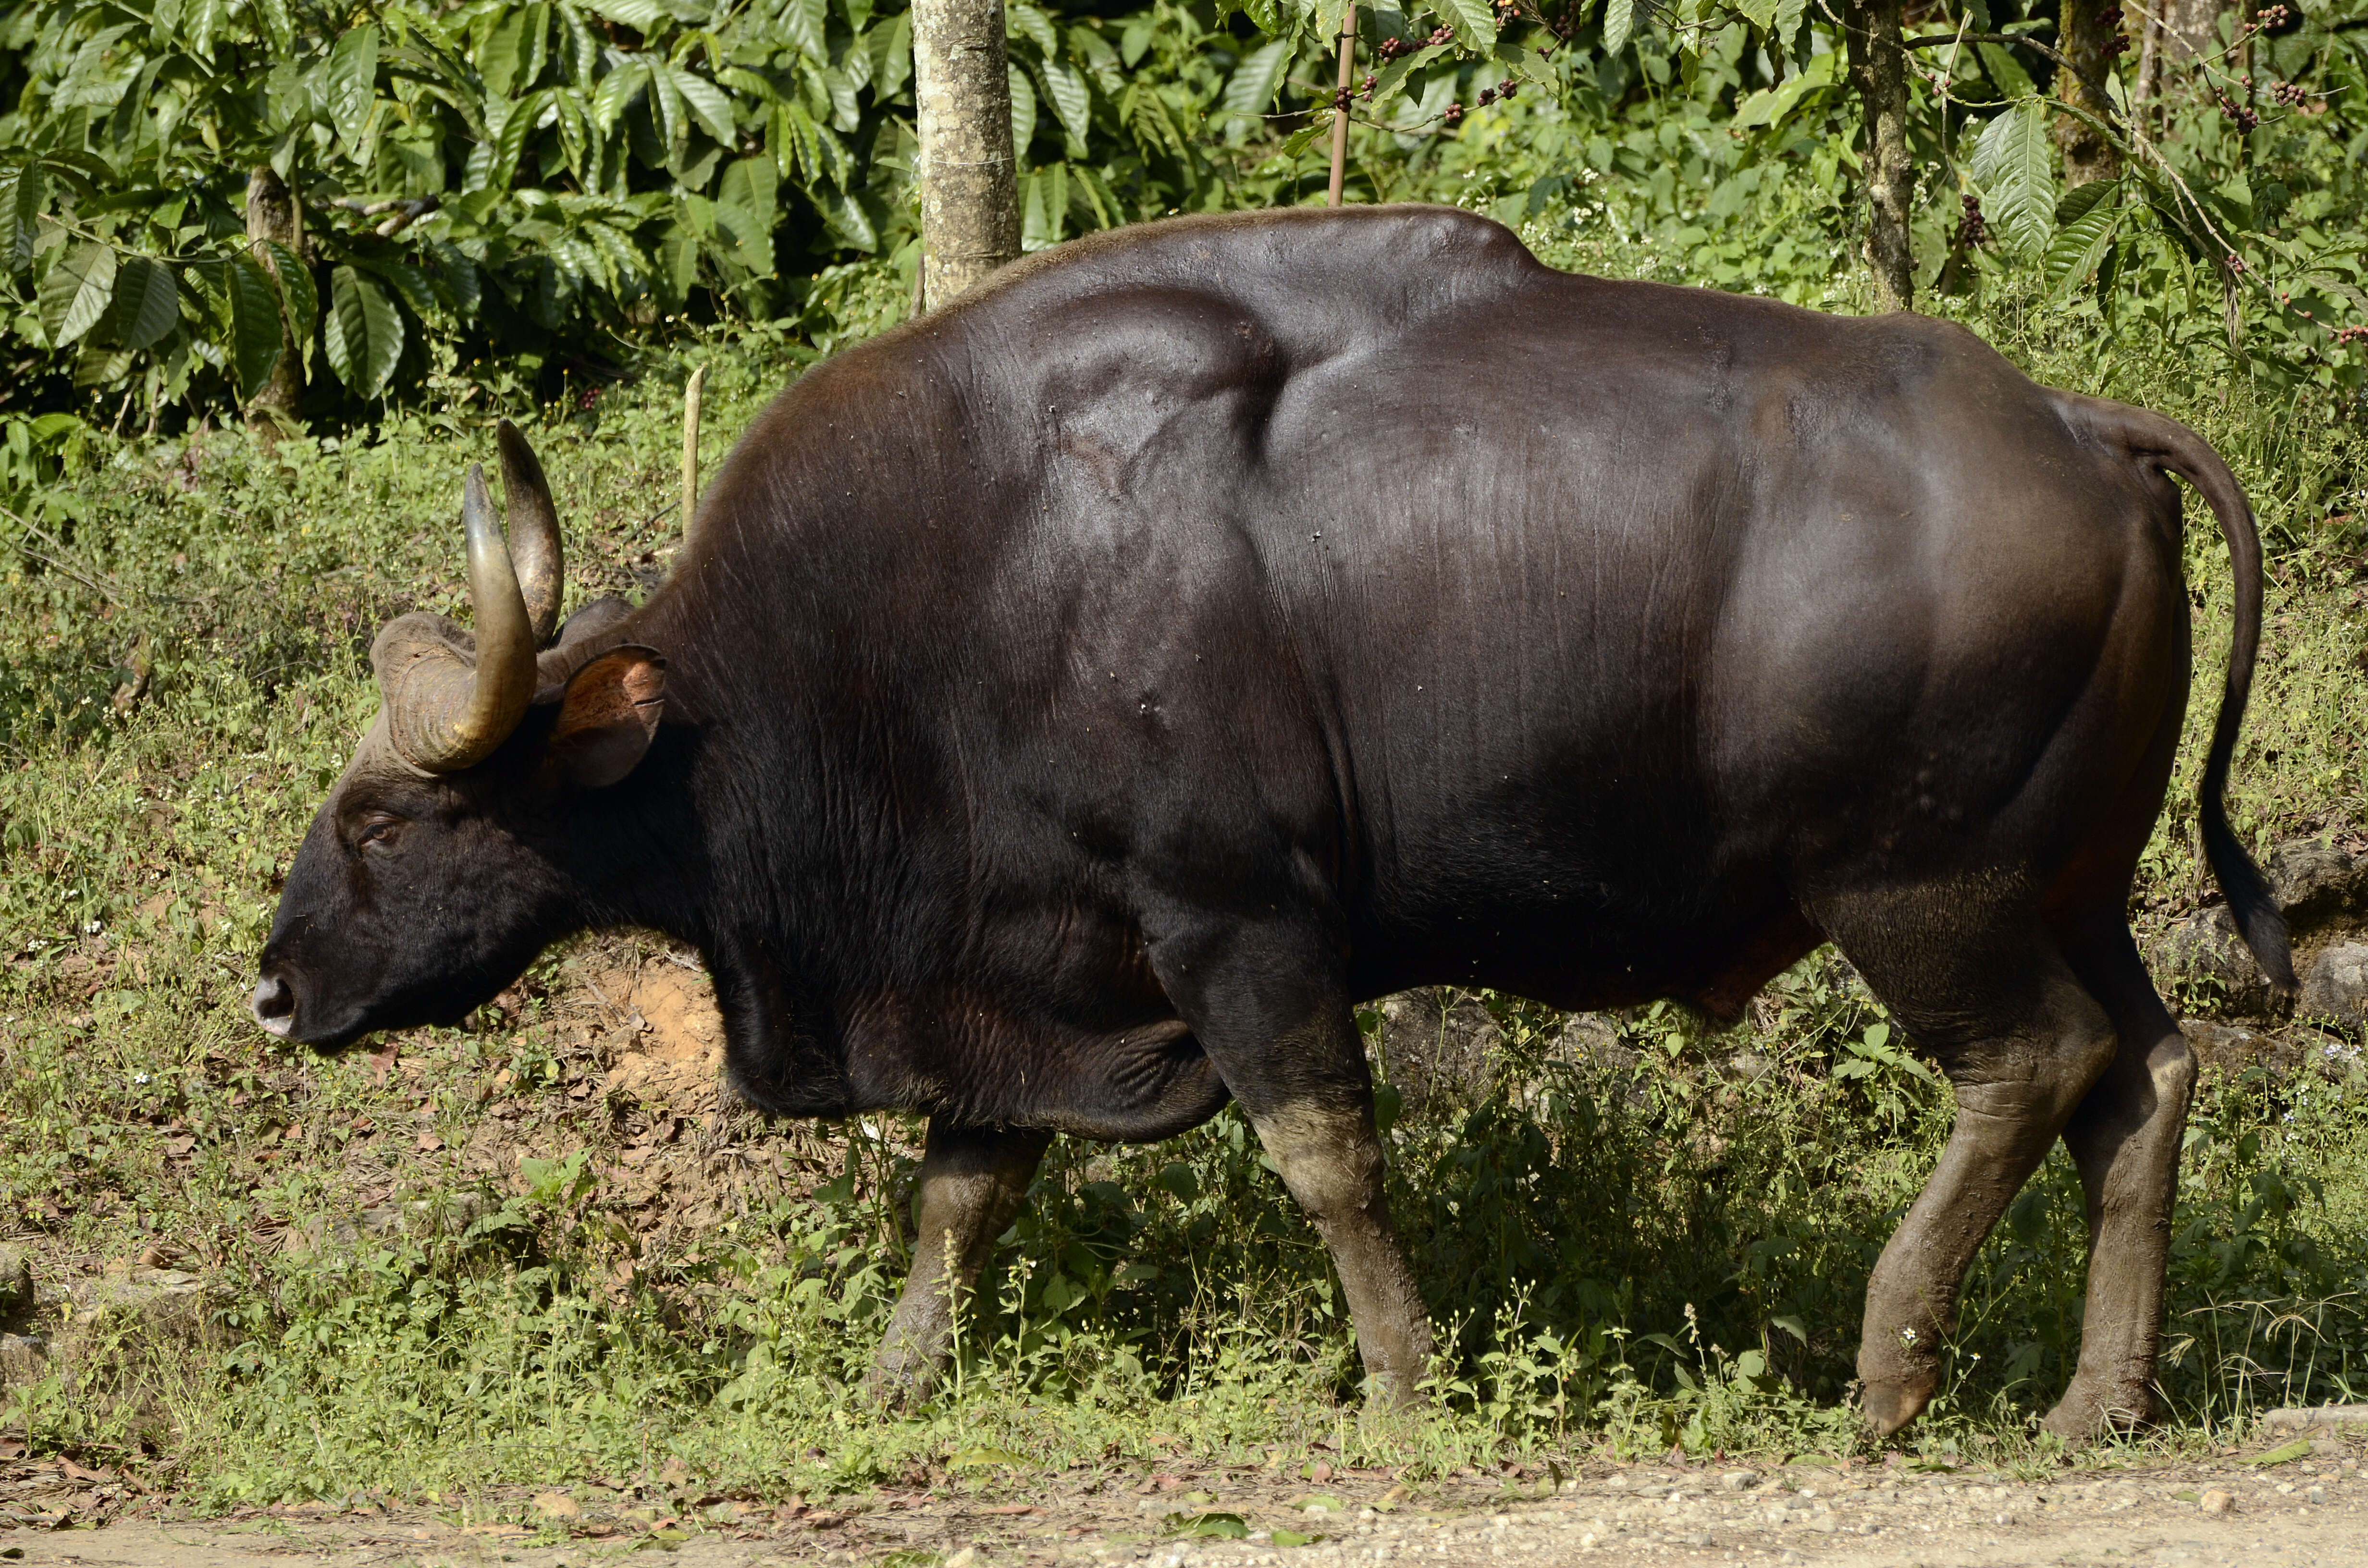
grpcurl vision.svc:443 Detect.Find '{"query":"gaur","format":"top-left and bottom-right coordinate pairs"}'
top-left (252, 203), bottom-right (2291, 1437)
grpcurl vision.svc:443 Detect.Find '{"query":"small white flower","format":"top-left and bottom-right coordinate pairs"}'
top-left (1899, 1327), bottom-right (1919, 1347)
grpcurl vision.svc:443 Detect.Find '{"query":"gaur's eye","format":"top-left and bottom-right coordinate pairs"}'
top-left (356, 814), bottom-right (405, 848)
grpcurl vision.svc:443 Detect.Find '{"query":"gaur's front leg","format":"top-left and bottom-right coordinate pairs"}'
top-left (864, 1118), bottom-right (1052, 1405)
top-left (1146, 911), bottom-right (1434, 1404)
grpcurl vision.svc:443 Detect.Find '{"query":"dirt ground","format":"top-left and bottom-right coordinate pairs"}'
top-left (4, 1445), bottom-right (2363, 1568)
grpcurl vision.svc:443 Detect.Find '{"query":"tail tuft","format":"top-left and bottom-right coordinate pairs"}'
top-left (2200, 796), bottom-right (2296, 992)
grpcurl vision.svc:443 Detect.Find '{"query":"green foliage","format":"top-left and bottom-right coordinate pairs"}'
top-left (9, 0), bottom-right (2364, 431)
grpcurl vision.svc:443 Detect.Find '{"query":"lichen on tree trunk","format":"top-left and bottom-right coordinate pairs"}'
top-left (244, 167), bottom-right (307, 436)
top-left (2057, 0), bottom-right (2127, 187)
top-left (912, 0), bottom-right (1021, 307)
top-left (1843, 0), bottom-right (1916, 313)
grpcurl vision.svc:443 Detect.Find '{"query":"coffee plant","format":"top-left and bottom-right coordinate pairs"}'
top-left (0, 0), bottom-right (2363, 434)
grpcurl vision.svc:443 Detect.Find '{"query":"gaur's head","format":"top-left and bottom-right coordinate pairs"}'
top-left (251, 425), bottom-right (665, 1048)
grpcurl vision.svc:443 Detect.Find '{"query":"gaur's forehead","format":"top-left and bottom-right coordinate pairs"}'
top-left (331, 713), bottom-right (440, 804)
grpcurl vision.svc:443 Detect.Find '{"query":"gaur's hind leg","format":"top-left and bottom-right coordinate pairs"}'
top-left (2048, 919), bottom-right (2197, 1438)
top-left (1816, 880), bottom-right (2118, 1437)
top-left (1147, 921), bottom-right (1433, 1403)
top-left (863, 1118), bottom-right (1051, 1405)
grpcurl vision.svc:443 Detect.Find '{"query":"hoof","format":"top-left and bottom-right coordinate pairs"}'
top-left (861, 1349), bottom-right (942, 1412)
top-left (1860, 1375), bottom-right (1937, 1439)
top-left (2042, 1378), bottom-right (2156, 1443)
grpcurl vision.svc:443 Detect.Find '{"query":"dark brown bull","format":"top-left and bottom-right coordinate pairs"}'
top-left (252, 204), bottom-right (2290, 1437)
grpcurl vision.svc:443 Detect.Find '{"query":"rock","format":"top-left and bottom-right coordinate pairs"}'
top-left (0, 1332), bottom-right (47, 1388)
top-left (944, 1550), bottom-right (980, 1568)
top-left (0, 1244), bottom-right (29, 1327)
top-left (1376, 990), bottom-right (1506, 1115)
top-left (2155, 908), bottom-right (2279, 1017)
top-left (2181, 1019), bottom-right (2310, 1079)
top-left (2262, 1404), bottom-right (2368, 1430)
top-left (2199, 1488), bottom-right (2235, 1516)
top-left (1556, 1013), bottom-right (1635, 1068)
top-left (2299, 942), bottom-right (2368, 1028)
top-left (2265, 839), bottom-right (2368, 929)
top-left (298, 1193), bottom-right (493, 1254)
top-left (1721, 1470), bottom-right (1761, 1491)
top-left (58, 1267), bottom-right (228, 1352)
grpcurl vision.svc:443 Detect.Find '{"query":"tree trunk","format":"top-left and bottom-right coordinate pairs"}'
top-left (2056, 0), bottom-right (2126, 186)
top-left (912, 0), bottom-right (1021, 307)
top-left (244, 166), bottom-right (307, 436)
top-left (2160, 0), bottom-right (2232, 79)
top-left (1843, 0), bottom-right (1916, 313)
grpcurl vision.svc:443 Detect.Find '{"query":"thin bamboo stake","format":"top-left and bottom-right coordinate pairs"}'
top-left (1328, 2), bottom-right (1357, 207)
top-left (680, 365), bottom-right (707, 542)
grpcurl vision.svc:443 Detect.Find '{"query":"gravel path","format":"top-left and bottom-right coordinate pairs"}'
top-left (4, 1451), bottom-right (2361, 1567)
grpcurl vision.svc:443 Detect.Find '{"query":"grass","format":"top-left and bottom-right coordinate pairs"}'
top-left (2, 199), bottom-right (2366, 1514)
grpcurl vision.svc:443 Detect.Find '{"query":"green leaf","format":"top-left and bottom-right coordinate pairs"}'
top-left (493, 89), bottom-right (553, 190)
top-left (1731, 47), bottom-right (1837, 129)
top-left (1971, 99), bottom-right (2054, 255)
top-left (718, 156), bottom-right (777, 234)
top-left (224, 254), bottom-right (284, 397)
top-left (1732, 0), bottom-right (1777, 31)
top-left (1164, 1514), bottom-right (1249, 1541)
top-left (820, 185), bottom-right (875, 250)
top-left (1008, 62), bottom-right (1037, 155)
top-left (39, 241), bottom-right (117, 348)
top-left (323, 264), bottom-right (403, 399)
top-left (669, 67), bottom-right (736, 143)
top-left (1280, 117), bottom-right (1328, 157)
top-left (591, 58), bottom-right (648, 130)
top-left (1, 163), bottom-right (44, 273)
top-left (327, 24), bottom-right (382, 154)
top-left (1434, 0), bottom-right (1501, 49)
top-left (1220, 39), bottom-right (1291, 117)
top-left (648, 60), bottom-right (687, 152)
top-left (261, 240), bottom-right (316, 347)
top-left (1007, 1), bottom-right (1061, 58)
top-left (584, 0), bottom-right (668, 32)
top-left (780, 0), bottom-right (828, 54)
top-left (253, 0), bottom-right (293, 54)
top-left (947, 1448), bottom-right (1030, 1470)
top-left (1974, 40), bottom-right (2034, 99)
top-left (1270, 1530), bottom-right (1322, 1548)
top-left (1039, 57), bottom-right (1092, 150)
top-left (870, 11), bottom-right (912, 99)
top-left (2246, 1439), bottom-right (2315, 1468)
top-left (1371, 42), bottom-right (1446, 107)
top-left (102, 254), bottom-right (179, 351)
top-left (2044, 187), bottom-right (2124, 304)
top-left (481, 9), bottom-right (529, 99)
top-left (1601, 0), bottom-right (1640, 55)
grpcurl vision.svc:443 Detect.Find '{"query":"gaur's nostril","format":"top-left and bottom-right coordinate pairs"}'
top-left (250, 975), bottom-right (295, 1036)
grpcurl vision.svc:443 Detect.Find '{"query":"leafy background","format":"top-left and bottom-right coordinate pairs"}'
top-left (2, 0), bottom-right (2364, 460)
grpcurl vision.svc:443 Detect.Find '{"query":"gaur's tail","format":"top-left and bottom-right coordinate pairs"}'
top-left (2060, 393), bottom-right (2295, 992)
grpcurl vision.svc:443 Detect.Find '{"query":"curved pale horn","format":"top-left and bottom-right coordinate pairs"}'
top-left (380, 466), bottom-right (539, 772)
top-left (496, 419), bottom-right (563, 645)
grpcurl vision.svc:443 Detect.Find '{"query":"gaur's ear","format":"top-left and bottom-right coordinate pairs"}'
top-left (547, 648), bottom-right (666, 788)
